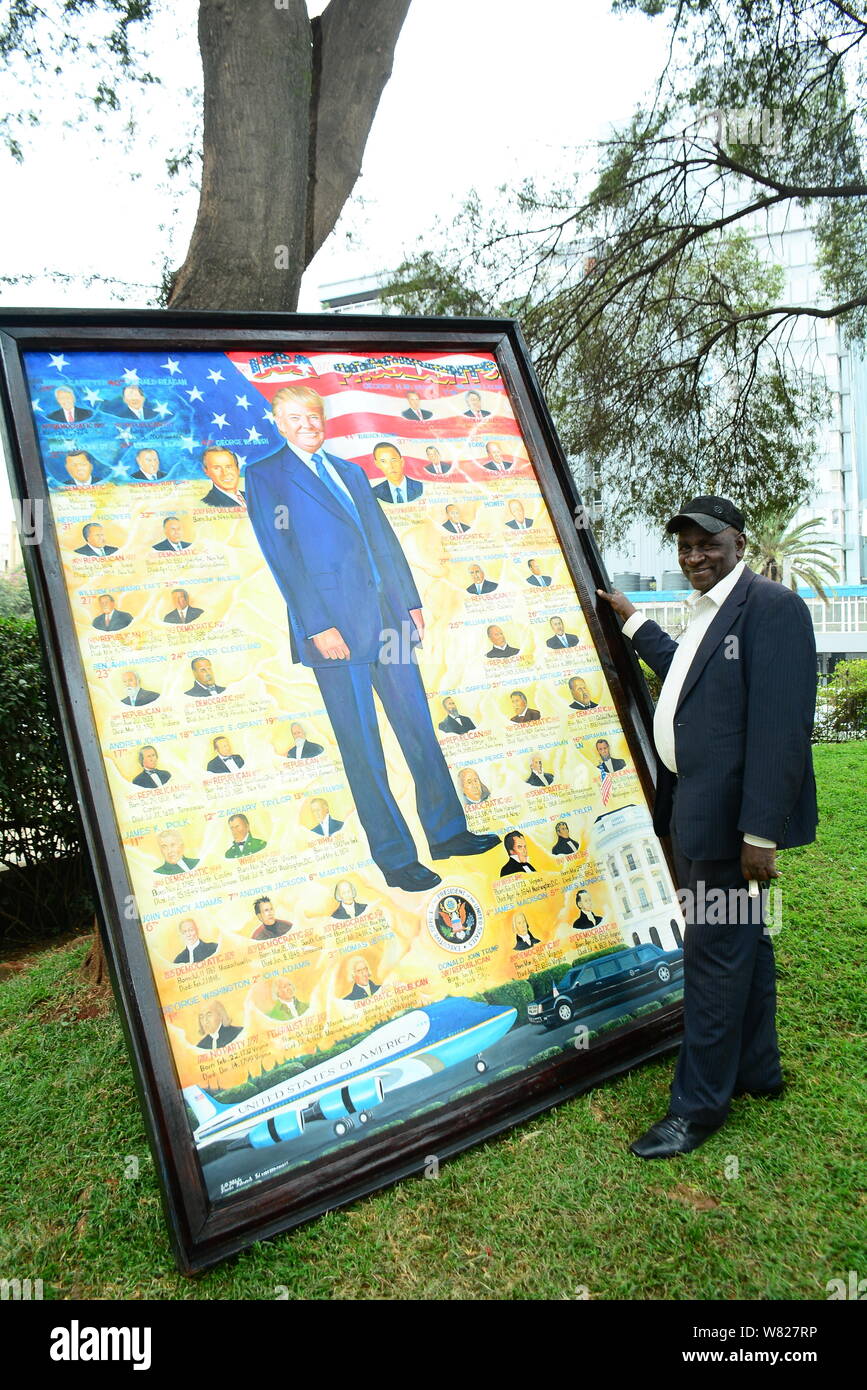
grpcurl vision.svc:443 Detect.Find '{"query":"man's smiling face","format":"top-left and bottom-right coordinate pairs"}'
top-left (676, 522), bottom-right (744, 594)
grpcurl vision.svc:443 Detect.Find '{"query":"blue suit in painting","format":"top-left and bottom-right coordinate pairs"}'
top-left (245, 443), bottom-right (467, 874)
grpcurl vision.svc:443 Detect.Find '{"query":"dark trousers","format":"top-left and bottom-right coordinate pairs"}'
top-left (669, 806), bottom-right (782, 1126)
top-left (315, 649), bottom-right (466, 873)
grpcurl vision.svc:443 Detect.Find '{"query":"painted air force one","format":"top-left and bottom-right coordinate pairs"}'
top-left (184, 997), bottom-right (517, 1152)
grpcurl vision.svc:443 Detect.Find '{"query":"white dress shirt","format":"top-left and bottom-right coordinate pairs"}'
top-left (622, 560), bottom-right (773, 848)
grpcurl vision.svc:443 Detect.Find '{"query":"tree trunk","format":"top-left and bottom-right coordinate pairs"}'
top-left (81, 917), bottom-right (108, 987)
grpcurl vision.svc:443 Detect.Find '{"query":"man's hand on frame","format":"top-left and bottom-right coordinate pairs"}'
top-left (596, 588), bottom-right (637, 622)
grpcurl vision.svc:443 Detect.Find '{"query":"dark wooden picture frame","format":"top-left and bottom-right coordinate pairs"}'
top-left (0, 309), bottom-right (682, 1273)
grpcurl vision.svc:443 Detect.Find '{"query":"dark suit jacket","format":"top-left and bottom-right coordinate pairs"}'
top-left (246, 443), bottom-right (423, 669)
top-left (287, 741), bottom-right (324, 759)
top-left (570, 699), bottom-right (598, 710)
top-left (174, 940), bottom-right (217, 964)
top-left (185, 682), bottom-right (226, 697)
top-left (527, 575), bottom-right (551, 586)
top-left (552, 836), bottom-right (580, 855)
top-left (438, 714), bottom-right (475, 734)
top-left (514, 932), bottom-right (539, 950)
top-left (500, 858), bottom-right (536, 875)
top-left (526, 771), bottom-right (554, 787)
top-left (207, 754), bottom-right (245, 774)
top-left (109, 400), bottom-right (158, 419)
top-left (122, 688), bottom-right (158, 706)
top-left (483, 460), bottom-right (513, 471)
top-left (572, 911), bottom-right (603, 931)
top-left (92, 610), bottom-right (132, 631)
top-left (200, 484), bottom-right (245, 508)
top-left (132, 768), bottom-right (170, 788)
top-left (343, 981), bottom-right (380, 1000)
top-left (487, 645), bottom-right (519, 659)
top-left (131, 469), bottom-right (166, 481)
top-left (597, 758), bottom-right (626, 774)
top-left (463, 409), bottom-right (491, 418)
top-left (75, 544), bottom-right (118, 557)
top-left (546, 633), bottom-right (579, 648)
top-left (312, 817), bottom-right (343, 836)
top-left (402, 407), bottom-right (433, 420)
top-left (467, 580), bottom-right (497, 594)
top-left (47, 406), bottom-right (92, 422)
top-left (164, 607), bottom-right (203, 624)
top-left (629, 566), bottom-right (818, 859)
top-left (196, 1024), bottom-right (242, 1049)
top-left (153, 538), bottom-right (191, 551)
top-left (442, 519), bottom-right (470, 533)
top-left (511, 708), bottom-right (540, 723)
top-left (332, 902), bottom-right (368, 919)
top-left (506, 518), bottom-right (533, 530)
top-left (425, 462), bottom-right (452, 475)
top-left (372, 476), bottom-right (423, 503)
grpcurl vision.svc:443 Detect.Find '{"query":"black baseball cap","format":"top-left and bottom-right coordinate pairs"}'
top-left (666, 495), bottom-right (746, 535)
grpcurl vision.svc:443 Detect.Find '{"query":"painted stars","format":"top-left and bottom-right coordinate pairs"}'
top-left (186, 386), bottom-right (204, 402)
top-left (245, 425), bottom-right (263, 444)
top-left (161, 358), bottom-right (181, 376)
top-left (48, 353), bottom-right (69, 372)
top-left (206, 368), bottom-right (225, 384)
top-left (83, 388), bottom-right (103, 407)
top-left (211, 412), bottom-right (229, 430)
top-left (121, 367), bottom-right (140, 384)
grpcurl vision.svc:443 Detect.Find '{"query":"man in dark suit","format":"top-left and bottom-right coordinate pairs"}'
top-left (506, 500), bottom-right (533, 531)
top-left (92, 594), bottom-right (133, 631)
top-left (286, 721), bottom-right (324, 759)
top-left (462, 390), bottom-right (491, 420)
top-left (442, 503), bottom-right (470, 534)
top-left (343, 957), bottom-right (380, 1000)
top-left (572, 888), bottom-right (603, 931)
top-left (245, 385), bottom-right (498, 893)
top-left (526, 756), bottom-right (554, 787)
top-left (310, 797), bottom-right (343, 837)
top-left (568, 676), bottom-right (598, 710)
top-left (513, 913), bottom-right (540, 950)
top-left (185, 657), bottom-right (225, 698)
top-left (64, 451), bottom-right (100, 486)
top-left (164, 588), bottom-right (203, 625)
top-left (466, 564), bottom-right (497, 595)
top-left (47, 386), bottom-right (92, 423)
top-left (108, 384), bottom-right (158, 419)
top-left (371, 442), bottom-right (423, 504)
top-left (509, 691), bottom-right (540, 723)
top-left (595, 739), bottom-right (626, 776)
top-left (133, 745), bottom-right (171, 788)
top-left (499, 831), bottom-right (536, 875)
top-left (552, 821), bottom-right (580, 855)
top-left (527, 559), bottom-right (552, 587)
top-left (207, 735), bottom-right (244, 774)
top-left (546, 616), bottom-right (579, 649)
top-left (598, 495), bottom-right (817, 1158)
top-left (196, 1003), bottom-right (242, 1050)
top-left (173, 919), bottom-right (218, 964)
top-left (332, 880), bottom-right (368, 919)
top-left (424, 446), bottom-right (452, 476)
top-left (200, 447), bottom-right (246, 508)
top-left (153, 517), bottom-right (191, 552)
top-left (130, 447), bottom-right (166, 481)
top-left (120, 670), bottom-right (159, 706)
top-left (482, 441), bottom-right (513, 472)
top-left (252, 896), bottom-right (292, 940)
top-left (75, 523), bottom-right (118, 557)
top-left (438, 697), bottom-right (475, 734)
top-left (401, 391), bottom-right (433, 421)
top-left (486, 624), bottom-right (519, 659)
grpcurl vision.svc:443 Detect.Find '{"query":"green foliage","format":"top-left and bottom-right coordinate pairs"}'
top-left (746, 500), bottom-right (841, 600)
top-left (639, 660), bottom-right (661, 704)
top-left (819, 660), bottom-right (867, 740)
top-left (483, 979), bottom-right (534, 1016)
top-left (0, 570), bottom-right (33, 618)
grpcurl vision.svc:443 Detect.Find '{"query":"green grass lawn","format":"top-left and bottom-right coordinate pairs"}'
top-left (1, 744), bottom-right (864, 1300)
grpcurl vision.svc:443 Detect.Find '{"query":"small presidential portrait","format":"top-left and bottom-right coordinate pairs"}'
top-left (331, 879), bottom-right (368, 920)
top-left (463, 389), bottom-right (491, 421)
top-left (458, 767), bottom-right (490, 805)
top-left (526, 756), bottom-right (554, 787)
top-left (526, 558), bottom-right (552, 587)
top-left (512, 910), bottom-right (540, 951)
top-left (509, 689), bottom-right (540, 723)
top-left (207, 735), bottom-right (245, 775)
top-left (596, 738), bottom-right (626, 778)
top-left (486, 623), bottom-right (519, 659)
top-left (505, 499), bottom-right (534, 531)
top-left (401, 390), bottom-right (433, 422)
top-left (153, 830), bottom-right (199, 875)
top-left (500, 830), bottom-right (537, 875)
top-left (371, 441), bottom-right (423, 504)
top-left (546, 615), bottom-right (579, 649)
top-left (164, 588), bottom-right (203, 625)
top-left (568, 676), bottom-right (598, 710)
top-left (153, 516), bottom-right (191, 552)
top-left (438, 696), bottom-right (475, 734)
top-left (251, 895), bottom-right (292, 941)
top-left (265, 976), bottom-right (307, 1021)
top-left (442, 502), bottom-right (471, 534)
top-left (196, 1001), bottom-right (242, 1051)
top-left (225, 813), bottom-right (266, 858)
top-left (424, 444), bottom-right (452, 476)
top-left (107, 383), bottom-right (160, 420)
top-left (286, 721), bottom-right (324, 760)
top-left (132, 744), bottom-right (171, 789)
top-left (75, 522), bottom-right (118, 558)
top-left (173, 918), bottom-right (218, 965)
top-left (120, 669), bottom-right (159, 706)
top-left (200, 446), bottom-right (246, 508)
top-left (47, 386), bottom-right (92, 423)
top-left (64, 450), bottom-right (101, 487)
top-left (130, 446), bottom-right (166, 481)
top-left (573, 887), bottom-right (604, 931)
top-left (466, 563), bottom-right (497, 596)
top-left (343, 955), bottom-right (380, 1001)
top-left (185, 656), bottom-right (226, 698)
top-left (481, 440), bottom-right (514, 472)
top-left (91, 593), bottom-right (133, 632)
top-left (308, 797), bottom-right (344, 838)
top-left (552, 820), bottom-right (581, 856)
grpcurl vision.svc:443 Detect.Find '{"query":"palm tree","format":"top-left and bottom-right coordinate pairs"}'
top-left (746, 502), bottom-right (841, 603)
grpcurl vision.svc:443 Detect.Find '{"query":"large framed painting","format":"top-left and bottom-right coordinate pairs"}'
top-left (0, 310), bottom-right (684, 1272)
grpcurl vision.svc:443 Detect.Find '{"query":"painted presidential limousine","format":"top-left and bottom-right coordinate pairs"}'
top-left (528, 943), bottom-right (683, 1029)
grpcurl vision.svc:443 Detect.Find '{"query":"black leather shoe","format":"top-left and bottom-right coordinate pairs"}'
top-left (429, 831), bottom-right (501, 860)
top-left (629, 1113), bottom-right (721, 1159)
top-left (733, 1083), bottom-right (785, 1099)
top-left (382, 862), bottom-right (442, 892)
